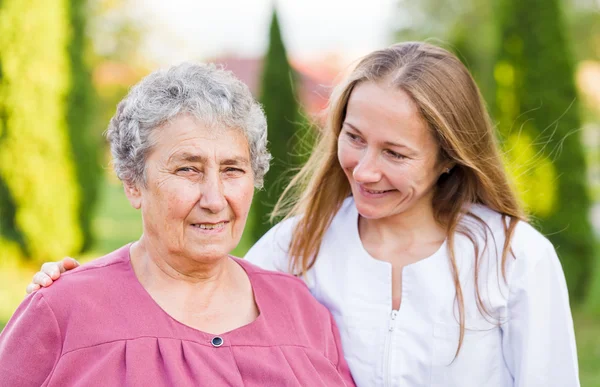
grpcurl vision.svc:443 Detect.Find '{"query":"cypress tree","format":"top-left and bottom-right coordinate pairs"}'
top-left (0, 55), bottom-right (26, 254)
top-left (495, 0), bottom-right (594, 301)
top-left (0, 0), bottom-right (83, 264)
top-left (67, 0), bottom-right (101, 251)
top-left (252, 9), bottom-right (302, 242)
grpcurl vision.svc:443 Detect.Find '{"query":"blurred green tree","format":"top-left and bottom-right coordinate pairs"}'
top-left (395, 0), bottom-right (498, 103)
top-left (495, 0), bottom-right (594, 301)
top-left (252, 9), bottom-right (302, 242)
top-left (67, 0), bottom-right (102, 251)
top-left (0, 0), bottom-right (83, 264)
top-left (567, 1), bottom-right (600, 61)
top-left (394, 0), bottom-right (600, 111)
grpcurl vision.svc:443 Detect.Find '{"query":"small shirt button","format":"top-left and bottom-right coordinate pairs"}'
top-left (211, 336), bottom-right (224, 347)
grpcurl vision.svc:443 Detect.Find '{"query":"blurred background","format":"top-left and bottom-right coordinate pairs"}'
top-left (1, 0), bottom-right (599, 383)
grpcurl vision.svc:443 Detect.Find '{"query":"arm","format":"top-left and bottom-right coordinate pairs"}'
top-left (325, 311), bottom-right (355, 386)
top-left (25, 257), bottom-right (79, 294)
top-left (0, 292), bottom-right (62, 385)
top-left (501, 240), bottom-right (580, 387)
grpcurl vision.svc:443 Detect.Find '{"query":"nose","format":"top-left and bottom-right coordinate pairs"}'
top-left (352, 150), bottom-right (382, 183)
top-left (199, 171), bottom-right (227, 214)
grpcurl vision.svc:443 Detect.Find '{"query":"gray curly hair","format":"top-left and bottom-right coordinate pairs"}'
top-left (106, 62), bottom-right (271, 188)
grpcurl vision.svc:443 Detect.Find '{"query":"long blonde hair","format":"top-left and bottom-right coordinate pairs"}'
top-left (273, 42), bottom-right (526, 356)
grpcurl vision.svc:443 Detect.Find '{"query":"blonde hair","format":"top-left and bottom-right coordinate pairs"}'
top-left (273, 42), bottom-right (526, 357)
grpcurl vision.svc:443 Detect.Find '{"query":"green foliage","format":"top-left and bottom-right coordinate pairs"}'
top-left (0, 0), bottom-right (83, 264)
top-left (495, 0), bottom-right (594, 301)
top-left (448, 19), bottom-right (498, 108)
top-left (396, 0), bottom-right (498, 103)
top-left (0, 59), bottom-right (26, 252)
top-left (252, 9), bottom-right (302, 242)
top-left (587, 247), bottom-right (600, 316)
top-left (0, 176), bottom-right (27, 253)
top-left (67, 0), bottom-right (102, 251)
top-left (87, 176), bottom-right (142, 256)
top-left (503, 133), bottom-right (557, 216)
top-left (566, 3), bottom-right (600, 61)
top-left (573, 308), bottom-right (600, 386)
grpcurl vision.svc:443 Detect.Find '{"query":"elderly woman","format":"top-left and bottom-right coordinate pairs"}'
top-left (0, 63), bottom-right (354, 386)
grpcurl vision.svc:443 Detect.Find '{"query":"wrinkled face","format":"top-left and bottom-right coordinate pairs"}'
top-left (125, 114), bottom-right (254, 263)
top-left (337, 81), bottom-right (447, 221)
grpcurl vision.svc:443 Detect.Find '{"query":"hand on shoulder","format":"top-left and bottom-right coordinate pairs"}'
top-left (25, 257), bottom-right (80, 294)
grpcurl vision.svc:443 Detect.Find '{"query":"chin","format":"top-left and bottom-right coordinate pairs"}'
top-left (186, 244), bottom-right (232, 262)
top-left (354, 202), bottom-right (386, 220)
top-left (355, 199), bottom-right (412, 222)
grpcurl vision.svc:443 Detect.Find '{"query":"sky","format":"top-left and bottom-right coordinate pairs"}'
top-left (129, 0), bottom-right (398, 66)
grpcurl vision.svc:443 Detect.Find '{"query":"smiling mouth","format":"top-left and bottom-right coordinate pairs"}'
top-left (365, 188), bottom-right (391, 194)
top-left (360, 185), bottom-right (395, 195)
top-left (191, 221), bottom-right (228, 230)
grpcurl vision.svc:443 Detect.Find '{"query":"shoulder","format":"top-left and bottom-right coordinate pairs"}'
top-left (256, 215), bottom-right (299, 251)
top-left (238, 257), bottom-right (329, 313)
top-left (328, 196), bottom-right (357, 227)
top-left (57, 244), bottom-right (131, 281)
top-left (465, 204), bottom-right (552, 249)
top-left (37, 244), bottom-right (132, 307)
top-left (245, 196), bottom-right (356, 271)
top-left (464, 204), bottom-right (558, 275)
top-left (237, 257), bottom-right (311, 294)
top-left (236, 258), bottom-right (341, 358)
top-left (244, 216), bottom-right (298, 272)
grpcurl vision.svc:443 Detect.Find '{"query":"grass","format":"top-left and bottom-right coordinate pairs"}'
top-left (575, 309), bottom-right (600, 386)
top-left (1, 175), bottom-right (599, 385)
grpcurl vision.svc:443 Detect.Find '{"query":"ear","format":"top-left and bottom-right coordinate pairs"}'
top-left (441, 162), bottom-right (456, 175)
top-left (123, 181), bottom-right (142, 209)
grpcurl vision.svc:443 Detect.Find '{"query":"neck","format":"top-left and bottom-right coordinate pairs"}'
top-left (130, 236), bottom-right (234, 292)
top-left (359, 195), bottom-right (445, 247)
top-left (128, 237), bottom-right (257, 334)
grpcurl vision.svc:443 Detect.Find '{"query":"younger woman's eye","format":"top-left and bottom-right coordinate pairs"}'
top-left (385, 150), bottom-right (406, 160)
top-left (346, 132), bottom-right (362, 142)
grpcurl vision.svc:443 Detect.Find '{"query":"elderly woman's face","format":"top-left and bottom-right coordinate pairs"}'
top-left (126, 114), bottom-right (254, 262)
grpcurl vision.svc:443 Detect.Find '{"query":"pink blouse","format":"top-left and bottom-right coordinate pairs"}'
top-left (0, 245), bottom-right (355, 386)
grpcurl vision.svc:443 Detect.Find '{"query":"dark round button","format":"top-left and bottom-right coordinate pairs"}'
top-left (211, 336), bottom-right (223, 347)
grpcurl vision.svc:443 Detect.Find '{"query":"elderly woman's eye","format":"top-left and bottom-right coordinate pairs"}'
top-left (224, 167), bottom-right (245, 174)
top-left (176, 167), bottom-right (196, 173)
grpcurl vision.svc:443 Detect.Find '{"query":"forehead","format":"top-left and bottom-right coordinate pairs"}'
top-left (150, 114), bottom-right (250, 161)
top-left (345, 81), bottom-right (434, 146)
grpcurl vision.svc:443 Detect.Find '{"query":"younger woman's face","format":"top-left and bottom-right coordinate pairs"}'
top-left (337, 81), bottom-right (447, 221)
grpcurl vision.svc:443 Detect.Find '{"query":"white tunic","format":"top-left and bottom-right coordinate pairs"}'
top-left (245, 197), bottom-right (579, 387)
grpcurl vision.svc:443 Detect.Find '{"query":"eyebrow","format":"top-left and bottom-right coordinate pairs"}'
top-left (343, 122), bottom-right (415, 151)
top-left (168, 152), bottom-right (250, 166)
top-left (168, 152), bottom-right (206, 164)
top-left (221, 157), bottom-right (250, 166)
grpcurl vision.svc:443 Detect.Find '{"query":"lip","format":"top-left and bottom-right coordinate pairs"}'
top-left (357, 184), bottom-right (395, 199)
top-left (189, 220), bottom-right (230, 234)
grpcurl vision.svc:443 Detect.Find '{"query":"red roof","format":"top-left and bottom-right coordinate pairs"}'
top-left (210, 56), bottom-right (341, 118)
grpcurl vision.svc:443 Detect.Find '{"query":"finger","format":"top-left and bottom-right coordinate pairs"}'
top-left (26, 283), bottom-right (41, 295)
top-left (33, 271), bottom-right (53, 287)
top-left (41, 262), bottom-right (62, 280)
top-left (60, 257), bottom-right (80, 272)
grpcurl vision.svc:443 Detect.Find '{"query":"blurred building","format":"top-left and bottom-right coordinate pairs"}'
top-left (211, 56), bottom-right (343, 118)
